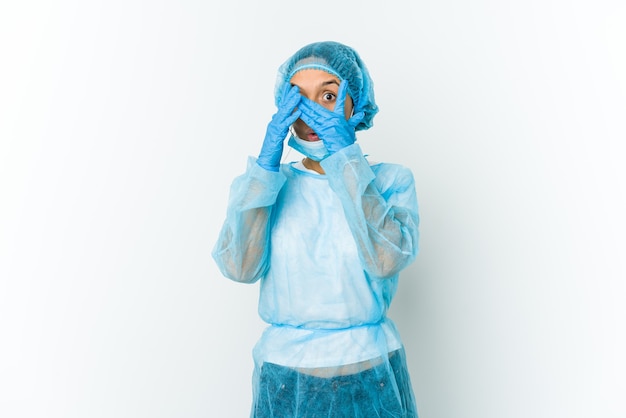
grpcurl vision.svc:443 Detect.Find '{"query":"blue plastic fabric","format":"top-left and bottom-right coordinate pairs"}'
top-left (257, 85), bottom-right (302, 172)
top-left (212, 143), bottom-right (420, 417)
top-left (254, 348), bottom-right (417, 418)
top-left (298, 80), bottom-right (364, 155)
top-left (275, 41), bottom-right (378, 132)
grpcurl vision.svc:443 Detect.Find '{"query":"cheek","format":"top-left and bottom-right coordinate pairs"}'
top-left (293, 118), bottom-right (307, 128)
top-left (343, 96), bottom-right (354, 119)
top-left (292, 118), bottom-right (309, 136)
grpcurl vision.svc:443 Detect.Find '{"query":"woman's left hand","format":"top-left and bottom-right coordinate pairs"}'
top-left (298, 81), bottom-right (365, 155)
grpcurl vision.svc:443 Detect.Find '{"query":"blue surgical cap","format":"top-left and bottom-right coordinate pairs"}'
top-left (275, 41), bottom-right (379, 131)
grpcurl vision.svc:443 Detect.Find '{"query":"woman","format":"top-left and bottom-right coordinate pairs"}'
top-left (213, 41), bottom-right (420, 417)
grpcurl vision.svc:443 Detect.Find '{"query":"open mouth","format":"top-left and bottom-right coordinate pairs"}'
top-left (306, 132), bottom-right (319, 141)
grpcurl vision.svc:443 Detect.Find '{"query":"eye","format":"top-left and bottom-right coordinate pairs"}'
top-left (322, 92), bottom-right (336, 102)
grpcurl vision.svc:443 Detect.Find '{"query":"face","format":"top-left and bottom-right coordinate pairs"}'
top-left (289, 69), bottom-right (354, 141)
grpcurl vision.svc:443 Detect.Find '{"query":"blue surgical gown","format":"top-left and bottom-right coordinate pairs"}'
top-left (212, 143), bottom-right (420, 416)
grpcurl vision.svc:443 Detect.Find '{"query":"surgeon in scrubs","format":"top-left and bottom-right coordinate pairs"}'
top-left (212, 41), bottom-right (420, 418)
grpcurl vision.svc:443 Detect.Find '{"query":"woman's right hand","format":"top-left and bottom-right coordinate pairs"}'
top-left (257, 85), bottom-right (302, 172)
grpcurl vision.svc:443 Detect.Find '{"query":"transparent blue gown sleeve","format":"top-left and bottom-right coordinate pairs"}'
top-left (320, 144), bottom-right (419, 278)
top-left (212, 158), bottom-right (286, 283)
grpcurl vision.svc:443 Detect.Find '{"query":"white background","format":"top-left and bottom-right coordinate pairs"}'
top-left (1, 1), bottom-right (625, 417)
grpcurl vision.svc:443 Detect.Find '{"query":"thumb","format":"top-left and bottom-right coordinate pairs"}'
top-left (348, 111), bottom-right (365, 128)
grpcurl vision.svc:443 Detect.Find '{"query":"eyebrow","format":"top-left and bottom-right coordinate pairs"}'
top-left (290, 79), bottom-right (340, 90)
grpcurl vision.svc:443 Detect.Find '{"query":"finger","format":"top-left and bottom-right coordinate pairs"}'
top-left (284, 109), bottom-right (302, 127)
top-left (278, 84), bottom-right (299, 107)
top-left (348, 111), bottom-right (365, 128)
top-left (334, 81), bottom-right (349, 115)
top-left (283, 85), bottom-right (301, 107)
top-left (298, 96), bottom-right (329, 120)
top-left (277, 87), bottom-right (302, 117)
top-left (298, 99), bottom-right (330, 125)
top-left (282, 82), bottom-right (292, 97)
top-left (276, 83), bottom-right (291, 107)
top-left (285, 84), bottom-right (300, 100)
top-left (297, 107), bottom-right (324, 133)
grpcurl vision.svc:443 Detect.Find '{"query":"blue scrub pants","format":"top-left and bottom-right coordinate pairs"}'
top-left (253, 349), bottom-right (418, 418)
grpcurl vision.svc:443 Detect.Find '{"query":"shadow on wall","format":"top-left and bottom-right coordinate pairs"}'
top-left (388, 258), bottom-right (433, 361)
top-left (387, 259), bottom-right (434, 412)
top-left (388, 260), bottom-right (429, 349)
